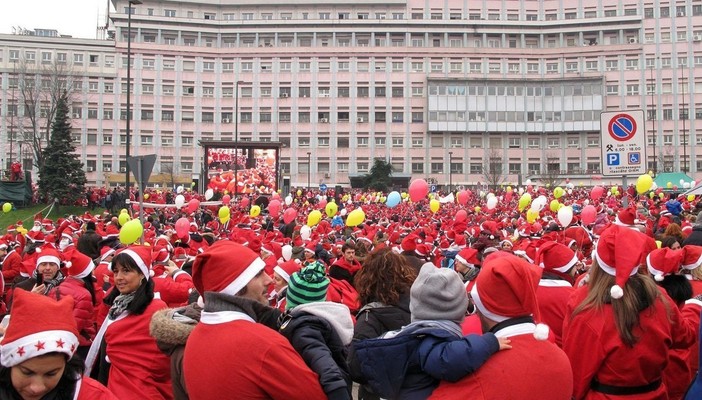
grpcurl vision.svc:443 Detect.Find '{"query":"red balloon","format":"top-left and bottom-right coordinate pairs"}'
top-left (175, 217), bottom-right (190, 239)
top-left (590, 186), bottom-right (604, 200)
top-left (409, 179), bottom-right (429, 202)
top-left (283, 208), bottom-right (297, 224)
top-left (581, 205), bottom-right (597, 225)
top-left (318, 198), bottom-right (327, 209)
top-left (271, 193), bottom-right (281, 201)
top-left (532, 222), bottom-right (542, 232)
top-left (457, 190), bottom-right (469, 205)
top-left (455, 209), bottom-right (468, 222)
top-left (268, 199), bottom-right (281, 216)
top-left (504, 192), bottom-right (513, 202)
top-left (240, 197), bottom-right (250, 208)
top-left (187, 198), bottom-right (200, 213)
top-left (221, 195), bottom-right (231, 204)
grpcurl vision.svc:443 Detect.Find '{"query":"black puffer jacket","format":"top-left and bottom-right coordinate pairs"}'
top-left (683, 226), bottom-right (702, 247)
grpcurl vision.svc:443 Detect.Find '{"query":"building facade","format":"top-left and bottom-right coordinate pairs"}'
top-left (1, 0), bottom-right (700, 188)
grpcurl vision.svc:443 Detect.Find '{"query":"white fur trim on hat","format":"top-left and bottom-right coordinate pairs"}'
top-left (682, 252), bottom-right (702, 270)
top-left (220, 257), bottom-right (266, 297)
top-left (646, 253), bottom-right (665, 282)
top-left (454, 254), bottom-right (476, 270)
top-left (120, 249), bottom-right (151, 281)
top-left (273, 265), bottom-right (291, 283)
top-left (0, 330), bottom-right (79, 367)
top-left (36, 255), bottom-right (61, 267)
top-left (470, 282), bottom-right (510, 323)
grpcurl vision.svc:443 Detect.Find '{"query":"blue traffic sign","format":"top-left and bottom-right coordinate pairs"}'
top-left (607, 114), bottom-right (637, 142)
top-left (319, 184), bottom-right (327, 192)
top-left (606, 153), bottom-right (620, 166)
top-left (628, 152), bottom-right (640, 164)
top-left (431, 185), bottom-right (437, 193)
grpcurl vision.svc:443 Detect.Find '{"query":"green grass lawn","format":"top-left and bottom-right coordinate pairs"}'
top-left (0, 204), bottom-right (92, 232)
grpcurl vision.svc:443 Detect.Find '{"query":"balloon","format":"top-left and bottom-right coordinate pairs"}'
top-left (118, 219), bottom-right (143, 245)
top-left (456, 210), bottom-right (468, 222)
top-left (518, 193), bottom-right (532, 212)
top-left (282, 245), bottom-right (293, 261)
top-left (176, 185), bottom-right (184, 194)
top-left (144, 193), bottom-right (149, 200)
top-left (218, 206), bottom-right (230, 223)
top-left (667, 181), bottom-right (673, 188)
top-left (222, 195), bottom-right (231, 204)
top-left (325, 202), bottom-right (338, 218)
top-left (121, 209), bottom-right (128, 214)
top-left (268, 199), bottom-right (281, 216)
top-left (456, 190), bottom-right (469, 205)
top-left (283, 208), bottom-right (297, 224)
top-left (409, 179), bottom-right (429, 202)
top-left (175, 217), bottom-right (190, 238)
top-left (506, 186), bottom-right (512, 193)
top-left (579, 205), bottom-right (596, 225)
top-left (240, 197), bottom-right (250, 208)
top-left (659, 192), bottom-right (666, 199)
top-left (307, 210), bottom-right (322, 226)
top-left (635, 174), bottom-right (653, 194)
top-left (296, 189), bottom-right (302, 196)
top-left (340, 209), bottom-right (347, 216)
top-left (285, 195), bottom-right (293, 206)
top-left (557, 206), bottom-right (573, 227)
top-left (526, 179), bottom-right (532, 185)
top-left (401, 192), bottom-right (408, 199)
top-left (550, 199), bottom-right (560, 212)
top-left (526, 209), bottom-right (539, 223)
top-left (187, 199), bottom-right (200, 213)
top-left (590, 186), bottom-right (604, 200)
top-left (300, 225), bottom-right (312, 241)
top-left (684, 182), bottom-right (691, 189)
top-left (553, 187), bottom-right (565, 199)
top-left (318, 198), bottom-right (327, 209)
top-left (346, 209), bottom-right (365, 226)
top-left (688, 195), bottom-right (696, 202)
top-left (429, 199), bottom-right (440, 213)
top-left (386, 191), bottom-right (401, 208)
top-left (486, 196), bottom-right (498, 210)
top-left (2, 203), bottom-right (11, 213)
top-left (474, 206), bottom-right (481, 213)
top-left (118, 212), bottom-right (130, 226)
top-left (250, 205), bottom-right (261, 217)
top-left (680, 179), bottom-right (686, 186)
top-left (175, 195), bottom-right (185, 208)
top-left (205, 189), bottom-right (214, 200)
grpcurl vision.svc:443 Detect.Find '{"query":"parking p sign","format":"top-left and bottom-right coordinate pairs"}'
top-left (600, 110), bottom-right (646, 176)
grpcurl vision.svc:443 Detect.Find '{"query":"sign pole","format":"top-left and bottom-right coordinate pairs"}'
top-left (138, 158), bottom-right (145, 245)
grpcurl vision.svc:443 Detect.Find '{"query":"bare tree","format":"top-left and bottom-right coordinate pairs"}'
top-left (658, 146), bottom-right (675, 173)
top-left (540, 151), bottom-right (562, 188)
top-left (482, 148), bottom-right (505, 190)
top-left (14, 58), bottom-right (76, 172)
top-left (161, 162), bottom-right (179, 189)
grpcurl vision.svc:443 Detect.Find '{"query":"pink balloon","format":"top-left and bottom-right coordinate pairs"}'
top-left (456, 209), bottom-right (468, 222)
top-left (409, 179), bottom-right (429, 202)
top-left (175, 217), bottom-right (190, 239)
top-left (240, 197), bottom-right (250, 208)
top-left (590, 186), bottom-right (604, 200)
top-left (581, 205), bottom-right (597, 225)
top-left (268, 199), bottom-right (281, 216)
top-left (318, 198), bottom-right (327, 209)
top-left (271, 193), bottom-right (281, 201)
top-left (187, 198), bottom-right (200, 213)
top-left (221, 195), bottom-right (231, 204)
top-left (457, 190), bottom-right (469, 205)
top-left (532, 222), bottom-right (542, 233)
top-left (504, 192), bottom-right (513, 202)
top-left (283, 208), bottom-right (297, 224)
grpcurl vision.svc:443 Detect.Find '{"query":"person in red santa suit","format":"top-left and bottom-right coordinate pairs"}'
top-left (270, 259), bottom-right (301, 311)
top-left (533, 242), bottom-right (579, 347)
top-left (183, 241), bottom-right (326, 400)
top-left (150, 246), bottom-right (195, 308)
top-left (430, 252), bottom-right (573, 400)
top-left (84, 246), bottom-right (172, 400)
top-left (562, 225), bottom-right (702, 400)
top-left (0, 240), bottom-right (22, 289)
top-left (0, 290), bottom-right (117, 399)
top-left (329, 243), bottom-right (362, 286)
top-left (681, 245), bottom-right (702, 296)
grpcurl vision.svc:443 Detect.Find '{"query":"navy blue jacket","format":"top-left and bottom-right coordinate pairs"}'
top-left (349, 324), bottom-right (499, 400)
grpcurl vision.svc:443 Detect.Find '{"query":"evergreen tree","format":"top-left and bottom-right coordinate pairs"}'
top-left (38, 92), bottom-right (86, 204)
top-left (364, 159), bottom-right (393, 192)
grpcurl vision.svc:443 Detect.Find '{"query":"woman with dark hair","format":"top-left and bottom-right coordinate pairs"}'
top-left (351, 248), bottom-right (417, 400)
top-left (0, 289), bottom-right (116, 399)
top-left (85, 246), bottom-right (172, 400)
top-left (563, 226), bottom-right (701, 399)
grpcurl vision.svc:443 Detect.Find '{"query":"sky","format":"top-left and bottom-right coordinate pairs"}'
top-left (0, 0), bottom-right (108, 39)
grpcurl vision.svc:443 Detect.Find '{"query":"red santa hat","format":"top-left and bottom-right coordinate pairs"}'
top-left (453, 235), bottom-right (466, 249)
top-left (152, 245), bottom-right (170, 264)
top-left (594, 225), bottom-right (648, 299)
top-left (63, 248), bottom-right (95, 279)
top-left (0, 240), bottom-right (7, 250)
top-left (114, 246), bottom-right (152, 280)
top-left (646, 248), bottom-right (683, 282)
top-left (191, 240), bottom-right (266, 296)
top-left (273, 260), bottom-right (302, 283)
top-left (36, 247), bottom-right (62, 267)
top-left (26, 230), bottom-right (45, 243)
top-left (535, 242), bottom-right (578, 273)
top-left (614, 207), bottom-right (637, 226)
top-left (455, 248), bottom-right (480, 269)
top-left (0, 290), bottom-right (79, 367)
top-left (513, 241), bottom-right (537, 264)
top-left (682, 245), bottom-right (702, 270)
top-left (401, 234), bottom-right (417, 252)
top-left (415, 243), bottom-right (430, 258)
top-left (304, 240), bottom-right (317, 256)
top-left (470, 253), bottom-right (549, 340)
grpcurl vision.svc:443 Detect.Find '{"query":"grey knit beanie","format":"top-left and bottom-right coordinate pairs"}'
top-left (410, 263), bottom-right (469, 323)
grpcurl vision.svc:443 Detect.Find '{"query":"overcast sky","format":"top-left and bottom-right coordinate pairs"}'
top-left (0, 0), bottom-right (108, 39)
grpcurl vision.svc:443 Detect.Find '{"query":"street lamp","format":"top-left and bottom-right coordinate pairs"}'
top-left (233, 80), bottom-right (244, 196)
top-left (681, 63), bottom-right (688, 173)
top-left (307, 152), bottom-right (311, 191)
top-left (649, 63), bottom-right (657, 174)
top-left (124, 0), bottom-right (142, 190)
top-left (448, 152), bottom-right (453, 193)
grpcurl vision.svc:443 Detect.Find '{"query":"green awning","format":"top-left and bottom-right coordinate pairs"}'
top-left (653, 172), bottom-right (694, 190)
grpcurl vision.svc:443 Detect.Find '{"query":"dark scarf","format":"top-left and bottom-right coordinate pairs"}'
top-left (108, 292), bottom-right (136, 320)
top-left (33, 269), bottom-right (65, 295)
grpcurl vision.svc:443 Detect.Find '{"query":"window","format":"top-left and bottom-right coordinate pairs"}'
top-left (375, 137), bottom-right (386, 146)
top-left (508, 163), bottom-right (521, 174)
top-left (411, 163), bottom-right (424, 173)
top-left (528, 138), bottom-right (540, 148)
top-left (392, 137), bottom-right (404, 147)
top-left (165, 9), bottom-right (176, 17)
top-left (508, 138), bottom-right (521, 148)
top-left (431, 163), bottom-right (444, 173)
top-left (357, 137), bottom-right (368, 147)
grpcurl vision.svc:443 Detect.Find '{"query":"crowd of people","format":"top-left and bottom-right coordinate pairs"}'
top-left (0, 182), bottom-right (702, 399)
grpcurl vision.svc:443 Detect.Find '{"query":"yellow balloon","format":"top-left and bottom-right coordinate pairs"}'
top-left (506, 186), bottom-right (512, 193)
top-left (2, 203), bottom-right (11, 213)
top-left (636, 174), bottom-right (653, 194)
top-left (220, 216), bottom-right (230, 224)
top-left (527, 209), bottom-right (539, 223)
top-left (549, 200), bottom-right (560, 212)
top-left (325, 202), bottom-right (338, 218)
top-left (346, 209), bottom-right (365, 227)
top-left (297, 189), bottom-right (302, 196)
top-left (430, 199), bottom-right (440, 213)
top-left (401, 192), bottom-right (408, 199)
top-left (518, 193), bottom-right (532, 212)
top-left (474, 206), bottom-right (481, 213)
top-left (553, 187), bottom-right (564, 199)
top-left (120, 209), bottom-right (128, 214)
top-left (144, 193), bottom-right (150, 200)
top-left (659, 192), bottom-right (666, 199)
top-left (17, 227), bottom-right (27, 235)
top-left (218, 206), bottom-right (230, 222)
top-left (655, 240), bottom-right (662, 249)
top-left (307, 210), bottom-right (322, 227)
top-left (667, 182), bottom-right (673, 188)
top-left (119, 219), bottom-right (143, 245)
top-left (688, 195), bottom-right (696, 202)
top-left (250, 205), bottom-right (261, 217)
top-left (118, 212), bottom-right (130, 226)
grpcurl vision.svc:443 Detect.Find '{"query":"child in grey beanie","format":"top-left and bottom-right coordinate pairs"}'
top-left (349, 263), bottom-right (511, 399)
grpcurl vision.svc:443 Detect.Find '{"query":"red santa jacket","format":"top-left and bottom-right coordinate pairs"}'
top-left (1, 249), bottom-right (22, 284)
top-left (152, 268), bottom-right (195, 308)
top-left (76, 376), bottom-right (119, 400)
top-left (535, 278), bottom-right (575, 348)
top-left (563, 287), bottom-right (701, 400)
top-left (48, 277), bottom-right (96, 347)
top-left (430, 322), bottom-right (573, 400)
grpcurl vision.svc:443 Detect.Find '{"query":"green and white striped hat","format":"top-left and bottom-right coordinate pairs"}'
top-left (286, 261), bottom-right (329, 310)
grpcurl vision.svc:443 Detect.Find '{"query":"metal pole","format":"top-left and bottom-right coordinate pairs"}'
top-left (125, 2), bottom-right (134, 190)
top-left (234, 81), bottom-right (239, 196)
top-left (681, 63), bottom-right (687, 173)
top-left (9, 60), bottom-right (16, 170)
top-left (650, 64), bottom-right (657, 174)
top-left (307, 152), bottom-right (311, 191)
top-left (138, 157), bottom-right (145, 244)
top-left (448, 151), bottom-right (453, 193)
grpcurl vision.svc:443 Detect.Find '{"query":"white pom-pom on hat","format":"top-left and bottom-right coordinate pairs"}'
top-left (35, 248), bottom-right (41, 253)
top-left (610, 285), bottom-right (624, 299)
top-left (654, 274), bottom-right (664, 282)
top-left (533, 323), bottom-right (549, 341)
top-left (64, 261), bottom-right (72, 269)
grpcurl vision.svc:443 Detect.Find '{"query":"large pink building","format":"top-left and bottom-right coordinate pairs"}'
top-left (1, 0), bottom-right (700, 188)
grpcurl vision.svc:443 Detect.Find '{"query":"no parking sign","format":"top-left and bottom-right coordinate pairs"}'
top-left (600, 110), bottom-right (646, 176)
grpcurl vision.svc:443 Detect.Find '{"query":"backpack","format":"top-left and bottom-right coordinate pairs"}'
top-left (326, 277), bottom-right (360, 314)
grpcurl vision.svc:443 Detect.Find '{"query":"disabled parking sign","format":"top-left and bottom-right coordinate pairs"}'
top-left (600, 111), bottom-right (646, 176)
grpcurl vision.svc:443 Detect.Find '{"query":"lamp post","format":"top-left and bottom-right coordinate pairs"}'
top-left (307, 152), bottom-right (311, 191)
top-left (124, 0), bottom-right (141, 190)
top-left (681, 63), bottom-right (688, 173)
top-left (233, 80), bottom-right (244, 196)
top-left (448, 151), bottom-right (453, 193)
top-left (649, 63), bottom-right (657, 174)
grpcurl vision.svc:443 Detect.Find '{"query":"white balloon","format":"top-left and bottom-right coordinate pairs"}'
top-left (557, 206), bottom-right (574, 227)
top-left (175, 194), bottom-right (185, 208)
top-left (680, 179), bottom-right (685, 185)
top-left (340, 209), bottom-right (348, 216)
top-left (177, 185), bottom-right (184, 194)
top-left (567, 189), bottom-right (573, 195)
top-left (300, 225), bottom-right (311, 241)
top-left (583, 199), bottom-right (590, 206)
top-left (205, 189), bottom-right (214, 200)
top-left (486, 192), bottom-right (496, 199)
top-left (486, 196), bottom-right (498, 210)
top-left (285, 195), bottom-right (293, 206)
top-left (526, 179), bottom-right (533, 185)
top-left (281, 245), bottom-right (293, 261)
top-left (684, 182), bottom-right (691, 189)
top-left (518, 187), bottom-right (525, 195)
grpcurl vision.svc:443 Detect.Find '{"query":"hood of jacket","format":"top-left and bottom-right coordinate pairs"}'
top-left (292, 302), bottom-right (354, 345)
top-left (149, 303), bottom-right (202, 353)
